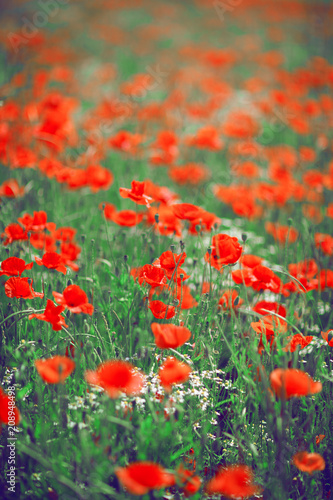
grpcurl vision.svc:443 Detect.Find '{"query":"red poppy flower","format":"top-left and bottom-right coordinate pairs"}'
top-left (265, 222), bottom-right (298, 245)
top-left (53, 284), bottom-right (93, 314)
top-left (156, 250), bottom-right (186, 273)
top-left (29, 232), bottom-right (56, 252)
top-left (114, 210), bottom-right (144, 227)
top-left (315, 434), bottom-right (325, 446)
top-left (205, 464), bottom-right (262, 499)
top-left (151, 323), bottom-right (191, 349)
top-left (85, 360), bottom-right (145, 398)
top-left (205, 234), bottom-right (242, 270)
top-left (86, 164), bottom-right (113, 193)
top-left (321, 330), bottom-right (333, 347)
top-left (172, 204), bottom-right (220, 234)
top-left (35, 356), bottom-right (75, 384)
top-left (0, 179), bottom-right (24, 198)
top-left (119, 180), bottom-right (153, 208)
top-left (146, 206), bottom-right (183, 238)
top-left (251, 314), bottom-right (287, 345)
top-left (270, 368), bottom-right (322, 399)
top-left (60, 242), bottom-right (81, 271)
top-left (18, 210), bottom-right (55, 232)
top-left (232, 161), bottom-right (259, 179)
top-left (222, 111), bottom-right (259, 139)
top-left (292, 452), bottom-right (325, 475)
top-left (144, 179), bottom-right (179, 205)
top-left (232, 268), bottom-right (253, 287)
top-left (54, 227), bottom-right (77, 242)
top-left (102, 203), bottom-right (144, 227)
top-left (159, 357), bottom-right (191, 392)
top-left (282, 334), bottom-right (313, 353)
top-left (177, 465), bottom-right (201, 497)
top-left (174, 285), bottom-right (198, 310)
top-left (252, 300), bottom-right (286, 317)
top-left (100, 202), bottom-right (116, 220)
top-left (115, 461), bottom-right (175, 496)
top-left (29, 300), bottom-right (68, 331)
top-left (109, 130), bottom-right (143, 153)
top-left (39, 157), bottom-right (64, 179)
top-left (314, 233), bottom-right (333, 256)
top-left (2, 223), bottom-right (28, 246)
top-left (138, 265), bottom-right (168, 289)
top-left (188, 209), bottom-right (221, 235)
top-left (0, 387), bottom-right (20, 427)
top-left (153, 251), bottom-right (189, 282)
top-left (186, 125), bottom-right (223, 150)
top-left (35, 252), bottom-right (67, 274)
top-left (172, 203), bottom-right (205, 222)
top-left (150, 129), bottom-right (178, 156)
top-left (169, 163), bottom-right (210, 185)
top-left (282, 277), bottom-right (317, 296)
top-left (288, 259), bottom-right (318, 280)
top-left (250, 265), bottom-right (282, 293)
top-left (218, 290), bottom-right (243, 310)
top-left (0, 257), bottom-right (33, 277)
top-left (149, 301), bottom-right (176, 319)
top-left (5, 277), bottom-right (44, 299)
top-left (240, 254), bottom-right (263, 268)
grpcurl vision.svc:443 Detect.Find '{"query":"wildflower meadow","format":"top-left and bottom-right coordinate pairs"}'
top-left (0, 0), bottom-right (333, 498)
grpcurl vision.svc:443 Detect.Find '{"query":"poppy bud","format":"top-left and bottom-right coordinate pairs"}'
top-left (288, 218), bottom-right (293, 226)
top-left (180, 241), bottom-right (185, 251)
top-left (170, 244), bottom-right (175, 252)
top-left (124, 255), bottom-right (128, 263)
top-left (154, 213), bottom-right (159, 224)
top-left (67, 279), bottom-right (72, 287)
top-left (85, 340), bottom-right (94, 354)
top-left (81, 234), bottom-right (86, 243)
top-left (207, 246), bottom-right (212, 255)
top-left (242, 233), bottom-right (247, 242)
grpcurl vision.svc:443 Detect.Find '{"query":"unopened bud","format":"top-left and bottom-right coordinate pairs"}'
top-left (241, 233), bottom-right (247, 242)
top-left (154, 213), bottom-right (159, 224)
